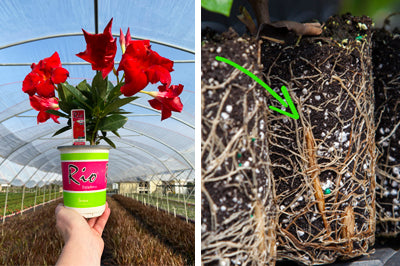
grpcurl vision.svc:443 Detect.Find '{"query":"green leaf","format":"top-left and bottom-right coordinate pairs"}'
top-left (59, 101), bottom-right (76, 114)
top-left (98, 114), bottom-right (128, 132)
top-left (52, 125), bottom-right (71, 137)
top-left (58, 83), bottom-right (73, 103)
top-left (111, 130), bottom-right (121, 138)
top-left (45, 109), bottom-right (69, 118)
top-left (77, 80), bottom-right (91, 94)
top-left (92, 72), bottom-right (108, 100)
top-left (106, 81), bottom-right (115, 98)
top-left (81, 90), bottom-right (95, 105)
top-left (57, 84), bottom-right (66, 102)
top-left (99, 136), bottom-right (116, 148)
top-left (106, 83), bottom-right (122, 103)
top-left (102, 97), bottom-right (138, 116)
top-left (110, 110), bottom-right (131, 115)
top-left (63, 83), bottom-right (92, 110)
top-left (201, 0), bottom-right (234, 17)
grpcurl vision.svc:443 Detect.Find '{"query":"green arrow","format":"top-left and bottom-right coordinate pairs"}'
top-left (215, 56), bottom-right (299, 119)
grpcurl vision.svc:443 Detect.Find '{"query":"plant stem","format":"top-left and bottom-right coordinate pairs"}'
top-left (114, 67), bottom-right (120, 84)
top-left (91, 118), bottom-right (101, 145)
top-left (139, 90), bottom-right (157, 97)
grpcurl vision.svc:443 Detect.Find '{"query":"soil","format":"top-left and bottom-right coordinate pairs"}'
top-left (261, 14), bottom-right (375, 264)
top-left (202, 13), bottom-right (377, 266)
top-left (201, 28), bottom-right (276, 265)
top-left (373, 26), bottom-right (400, 236)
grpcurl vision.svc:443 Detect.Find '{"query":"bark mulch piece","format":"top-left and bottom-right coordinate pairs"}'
top-left (261, 14), bottom-right (376, 264)
top-left (201, 28), bottom-right (276, 265)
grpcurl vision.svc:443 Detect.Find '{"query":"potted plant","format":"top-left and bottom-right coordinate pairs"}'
top-left (21, 18), bottom-right (184, 218)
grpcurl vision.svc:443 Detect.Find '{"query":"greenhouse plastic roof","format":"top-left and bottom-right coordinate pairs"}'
top-left (0, 0), bottom-right (195, 187)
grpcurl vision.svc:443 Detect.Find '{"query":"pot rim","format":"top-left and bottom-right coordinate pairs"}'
top-left (57, 145), bottom-right (112, 151)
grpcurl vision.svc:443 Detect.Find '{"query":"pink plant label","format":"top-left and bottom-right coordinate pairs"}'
top-left (61, 161), bottom-right (108, 191)
top-left (72, 109), bottom-right (86, 145)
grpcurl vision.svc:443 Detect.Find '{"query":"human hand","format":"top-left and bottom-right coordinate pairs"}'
top-left (55, 202), bottom-right (111, 266)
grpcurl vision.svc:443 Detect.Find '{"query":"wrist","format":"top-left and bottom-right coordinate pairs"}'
top-left (60, 234), bottom-right (103, 265)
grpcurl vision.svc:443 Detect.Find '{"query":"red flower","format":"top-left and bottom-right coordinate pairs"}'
top-left (29, 95), bottom-right (60, 124)
top-left (148, 84), bottom-right (184, 120)
top-left (76, 18), bottom-right (117, 79)
top-left (117, 39), bottom-right (174, 97)
top-left (22, 52), bottom-right (69, 97)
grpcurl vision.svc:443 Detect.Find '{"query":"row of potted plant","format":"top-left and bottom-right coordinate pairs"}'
top-left (113, 194), bottom-right (195, 265)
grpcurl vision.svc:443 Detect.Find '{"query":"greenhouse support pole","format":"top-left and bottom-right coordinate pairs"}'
top-left (184, 196), bottom-right (188, 223)
top-left (167, 193), bottom-right (170, 214)
top-left (33, 186), bottom-right (38, 212)
top-left (43, 185), bottom-right (46, 204)
top-left (147, 183), bottom-right (150, 206)
top-left (94, 0), bottom-right (99, 34)
top-left (166, 182), bottom-right (170, 214)
top-left (2, 185), bottom-right (9, 225)
top-left (21, 185), bottom-right (26, 215)
top-left (177, 181), bottom-right (181, 203)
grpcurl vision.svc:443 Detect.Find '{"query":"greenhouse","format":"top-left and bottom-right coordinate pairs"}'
top-left (0, 0), bottom-right (195, 264)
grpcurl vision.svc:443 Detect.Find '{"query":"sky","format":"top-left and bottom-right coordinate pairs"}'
top-left (0, 0), bottom-right (195, 186)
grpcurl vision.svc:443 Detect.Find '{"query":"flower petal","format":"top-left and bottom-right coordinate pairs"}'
top-left (149, 50), bottom-right (174, 72)
top-left (160, 108), bottom-right (172, 121)
top-left (37, 111), bottom-right (50, 124)
top-left (50, 114), bottom-right (60, 124)
top-left (125, 28), bottom-right (132, 46)
top-left (148, 98), bottom-right (162, 110)
top-left (51, 67), bottom-right (69, 84)
top-left (22, 72), bottom-right (40, 95)
top-left (148, 84), bottom-right (183, 120)
top-left (36, 79), bottom-right (56, 98)
top-left (170, 84), bottom-right (184, 96)
top-left (45, 52), bottom-right (63, 69)
top-left (169, 96), bottom-right (183, 112)
top-left (30, 95), bottom-right (59, 111)
top-left (119, 28), bottom-right (125, 50)
top-left (120, 69), bottom-right (148, 96)
top-left (146, 65), bottom-right (171, 86)
top-left (76, 18), bottom-right (117, 79)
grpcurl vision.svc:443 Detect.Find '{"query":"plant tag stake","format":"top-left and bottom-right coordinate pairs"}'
top-left (72, 109), bottom-right (86, 145)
